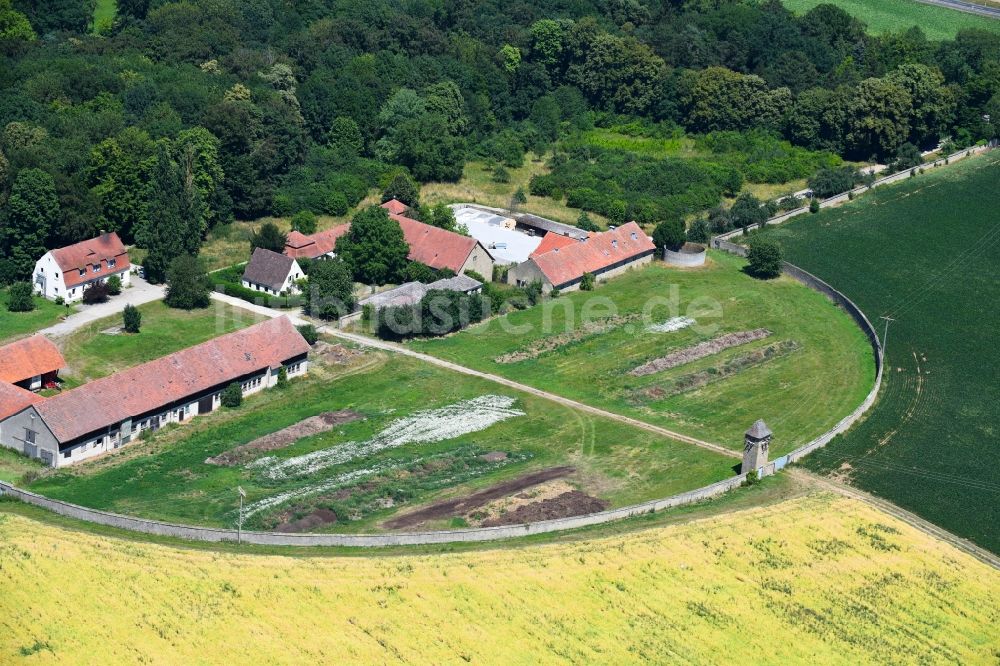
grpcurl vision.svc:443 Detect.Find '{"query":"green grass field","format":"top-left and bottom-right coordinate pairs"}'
top-left (93, 0), bottom-right (116, 33)
top-left (781, 0), bottom-right (1000, 39)
top-left (410, 256), bottom-right (875, 455)
top-left (59, 300), bottom-right (265, 382)
top-left (25, 348), bottom-right (733, 532)
top-left (768, 151), bottom-right (1000, 553)
top-left (0, 289), bottom-right (68, 344)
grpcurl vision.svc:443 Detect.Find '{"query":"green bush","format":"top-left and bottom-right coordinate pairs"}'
top-left (6, 282), bottom-right (34, 312)
top-left (809, 198), bottom-right (820, 214)
top-left (122, 304), bottom-right (141, 333)
top-left (106, 275), bottom-right (122, 295)
top-left (746, 235), bottom-right (783, 279)
top-left (276, 366), bottom-right (289, 389)
top-left (291, 210), bottom-right (318, 234)
top-left (580, 272), bottom-right (596, 291)
top-left (491, 166), bottom-right (510, 183)
top-left (296, 324), bottom-right (318, 345)
top-left (221, 382), bottom-right (243, 408)
top-left (653, 219), bottom-right (686, 252)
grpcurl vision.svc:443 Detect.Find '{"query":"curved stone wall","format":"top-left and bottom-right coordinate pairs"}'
top-left (0, 258), bottom-right (884, 547)
top-left (663, 244), bottom-right (707, 267)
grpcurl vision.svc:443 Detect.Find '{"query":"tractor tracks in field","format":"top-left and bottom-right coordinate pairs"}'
top-left (790, 469), bottom-right (1000, 571)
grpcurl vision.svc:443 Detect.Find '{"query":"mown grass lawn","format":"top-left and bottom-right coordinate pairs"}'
top-left (2, 492), bottom-right (996, 663)
top-left (768, 151), bottom-right (1000, 554)
top-left (0, 290), bottom-right (68, 344)
top-left (26, 350), bottom-right (734, 532)
top-left (59, 300), bottom-right (266, 382)
top-left (410, 255), bottom-right (876, 455)
top-left (781, 0), bottom-right (1000, 39)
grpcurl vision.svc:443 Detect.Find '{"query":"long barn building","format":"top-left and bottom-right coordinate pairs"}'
top-left (0, 317), bottom-right (309, 467)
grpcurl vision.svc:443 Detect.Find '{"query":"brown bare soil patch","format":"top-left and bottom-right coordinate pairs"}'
top-left (495, 314), bottom-right (641, 364)
top-left (314, 341), bottom-right (365, 365)
top-left (480, 491), bottom-right (608, 526)
top-left (382, 466), bottom-right (575, 529)
top-left (274, 508), bottom-right (338, 533)
top-left (205, 410), bottom-right (362, 466)
top-left (629, 328), bottom-right (772, 377)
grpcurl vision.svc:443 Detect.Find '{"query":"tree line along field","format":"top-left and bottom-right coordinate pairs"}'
top-left (411, 256), bottom-right (876, 456)
top-left (1, 492), bottom-right (996, 663)
top-left (782, 0), bottom-right (1000, 39)
top-left (767, 152), bottom-right (1000, 554)
top-left (24, 346), bottom-right (733, 533)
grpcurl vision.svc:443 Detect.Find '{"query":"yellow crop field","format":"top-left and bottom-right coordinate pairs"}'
top-left (1, 493), bottom-right (997, 664)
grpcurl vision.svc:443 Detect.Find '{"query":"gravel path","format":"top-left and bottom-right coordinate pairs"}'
top-left (208, 292), bottom-right (740, 459)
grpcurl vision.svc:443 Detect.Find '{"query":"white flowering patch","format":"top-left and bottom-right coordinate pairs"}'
top-left (242, 465), bottom-right (393, 518)
top-left (250, 395), bottom-right (525, 481)
top-left (647, 316), bottom-right (696, 333)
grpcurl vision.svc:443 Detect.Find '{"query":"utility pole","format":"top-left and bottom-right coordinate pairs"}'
top-left (879, 316), bottom-right (895, 357)
top-left (237, 486), bottom-right (246, 545)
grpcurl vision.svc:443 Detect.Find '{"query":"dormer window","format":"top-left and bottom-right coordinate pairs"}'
top-left (79, 268), bottom-right (86, 277)
top-left (93, 263), bottom-right (101, 273)
top-left (630, 232), bottom-right (637, 240)
top-left (108, 259), bottom-right (116, 268)
top-left (611, 239), bottom-right (618, 249)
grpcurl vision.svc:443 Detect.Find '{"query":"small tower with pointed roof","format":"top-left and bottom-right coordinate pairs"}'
top-left (742, 420), bottom-right (771, 475)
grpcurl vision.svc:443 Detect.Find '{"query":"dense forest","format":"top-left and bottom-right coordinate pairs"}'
top-left (0, 0), bottom-right (998, 282)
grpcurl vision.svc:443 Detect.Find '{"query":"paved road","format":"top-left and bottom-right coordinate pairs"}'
top-left (39, 277), bottom-right (166, 338)
top-left (916, 0), bottom-right (1000, 19)
top-left (790, 469), bottom-right (1000, 571)
top-left (209, 292), bottom-right (741, 459)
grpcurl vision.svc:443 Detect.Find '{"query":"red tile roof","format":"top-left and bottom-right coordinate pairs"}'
top-left (530, 222), bottom-right (655, 288)
top-left (531, 232), bottom-right (581, 258)
top-left (35, 317), bottom-right (310, 444)
top-left (381, 198), bottom-right (409, 215)
top-left (378, 203), bottom-right (481, 272)
top-left (50, 232), bottom-right (130, 289)
top-left (0, 335), bottom-right (65, 384)
top-left (284, 225), bottom-right (350, 260)
top-left (0, 382), bottom-right (44, 421)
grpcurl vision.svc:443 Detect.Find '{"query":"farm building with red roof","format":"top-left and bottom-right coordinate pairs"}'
top-left (283, 224), bottom-right (350, 260)
top-left (507, 222), bottom-right (656, 292)
top-left (379, 200), bottom-right (495, 277)
top-left (32, 232), bottom-right (131, 303)
top-left (0, 317), bottom-right (310, 467)
top-left (0, 335), bottom-right (65, 391)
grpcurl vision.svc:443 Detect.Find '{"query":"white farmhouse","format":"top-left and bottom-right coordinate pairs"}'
top-left (242, 247), bottom-right (304, 295)
top-left (33, 232), bottom-right (131, 303)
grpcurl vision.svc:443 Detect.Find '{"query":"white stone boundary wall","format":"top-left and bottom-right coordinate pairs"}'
top-left (0, 249), bottom-right (886, 548)
top-left (713, 144), bottom-right (994, 244)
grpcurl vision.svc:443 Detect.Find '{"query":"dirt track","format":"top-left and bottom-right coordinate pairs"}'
top-left (383, 466), bottom-right (575, 529)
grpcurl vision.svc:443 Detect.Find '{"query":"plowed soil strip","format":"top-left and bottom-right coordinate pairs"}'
top-left (205, 410), bottom-right (363, 466)
top-left (383, 466), bottom-right (575, 529)
top-left (629, 328), bottom-right (772, 377)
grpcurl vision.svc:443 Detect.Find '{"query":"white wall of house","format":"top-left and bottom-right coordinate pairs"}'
top-left (2, 359), bottom-right (311, 468)
top-left (32, 252), bottom-right (131, 303)
top-left (241, 259), bottom-right (304, 296)
top-left (460, 244), bottom-right (494, 281)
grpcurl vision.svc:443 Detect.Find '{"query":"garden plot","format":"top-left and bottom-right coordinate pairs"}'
top-left (633, 340), bottom-right (800, 402)
top-left (630, 329), bottom-right (772, 377)
top-left (206, 410), bottom-right (363, 466)
top-left (250, 395), bottom-right (525, 481)
top-left (494, 314), bottom-right (641, 363)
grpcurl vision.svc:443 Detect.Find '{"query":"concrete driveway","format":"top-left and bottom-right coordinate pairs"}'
top-left (39, 276), bottom-right (166, 338)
